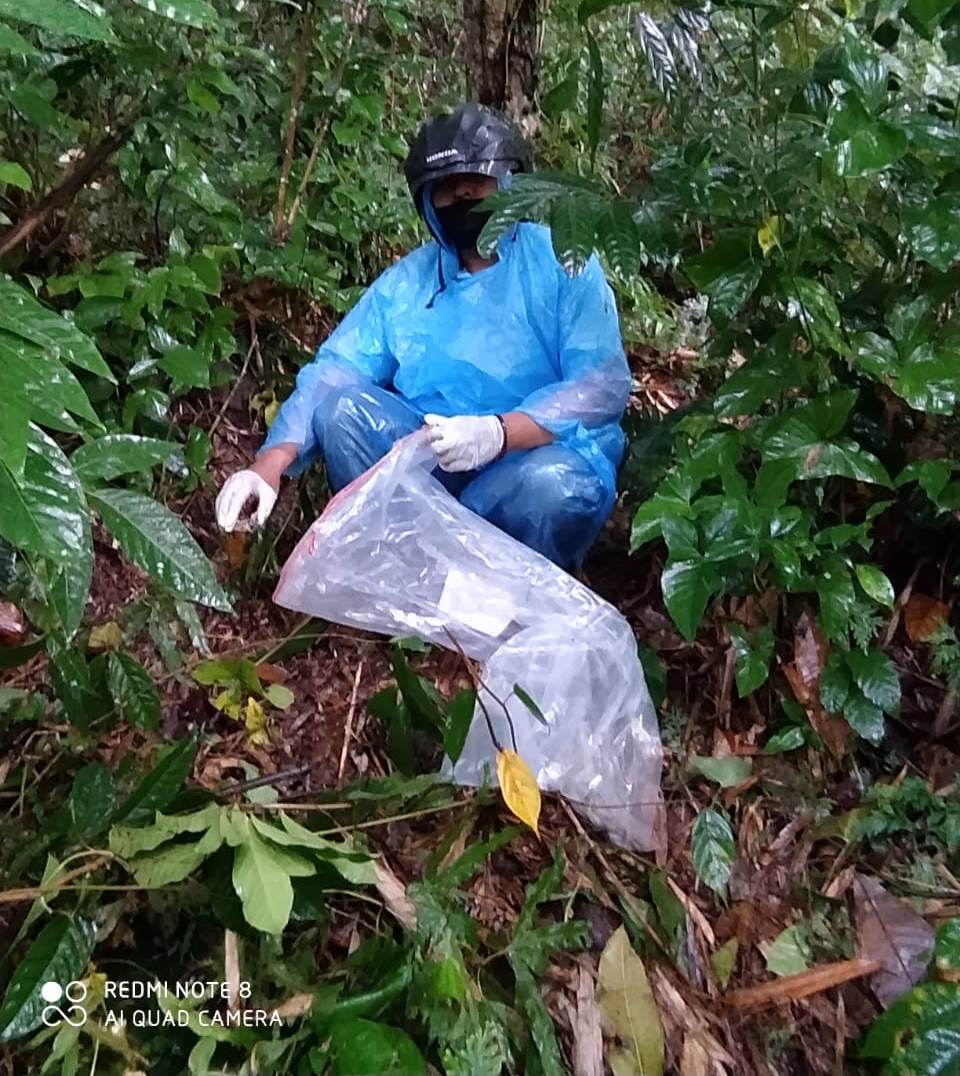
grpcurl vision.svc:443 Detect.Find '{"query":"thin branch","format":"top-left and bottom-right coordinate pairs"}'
top-left (0, 126), bottom-right (131, 258)
top-left (272, 1), bottom-right (316, 245)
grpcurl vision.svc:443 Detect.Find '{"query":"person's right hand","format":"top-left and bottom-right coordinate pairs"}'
top-left (215, 470), bottom-right (278, 532)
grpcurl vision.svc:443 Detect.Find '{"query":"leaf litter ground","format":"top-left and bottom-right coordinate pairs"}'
top-left (2, 348), bottom-right (959, 1075)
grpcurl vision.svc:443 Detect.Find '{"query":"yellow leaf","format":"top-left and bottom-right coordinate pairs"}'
top-left (597, 927), bottom-right (664, 1076)
top-left (245, 696), bottom-right (270, 746)
top-left (757, 215), bottom-right (780, 256)
top-left (264, 396), bottom-right (280, 427)
top-left (496, 749), bottom-right (541, 835)
top-left (88, 621), bottom-right (123, 651)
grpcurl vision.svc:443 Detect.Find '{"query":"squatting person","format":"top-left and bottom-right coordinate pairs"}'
top-left (216, 103), bottom-right (631, 570)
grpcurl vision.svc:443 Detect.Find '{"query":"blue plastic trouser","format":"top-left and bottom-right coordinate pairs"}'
top-left (312, 382), bottom-right (610, 570)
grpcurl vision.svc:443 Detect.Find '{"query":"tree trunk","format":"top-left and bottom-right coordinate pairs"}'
top-left (462, 0), bottom-right (541, 136)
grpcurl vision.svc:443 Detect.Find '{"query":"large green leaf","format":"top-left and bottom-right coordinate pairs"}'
top-left (68, 762), bottom-right (116, 839)
top-left (903, 195), bottom-right (960, 272)
top-left (232, 829), bottom-right (298, 934)
top-left (691, 808), bottom-right (734, 899)
top-left (0, 23), bottom-right (38, 53)
top-left (729, 622), bottom-right (775, 696)
top-left (830, 98), bottom-right (906, 176)
top-left (549, 193), bottom-right (597, 275)
top-left (846, 649), bottom-right (901, 713)
top-left (895, 353), bottom-right (959, 415)
top-left (0, 425), bottom-right (87, 562)
top-left (0, 360), bottom-right (28, 473)
top-left (705, 262), bottom-right (761, 323)
top-left (661, 558), bottom-right (719, 642)
top-left (0, 916), bottom-right (95, 1041)
top-left (328, 1017), bottom-right (427, 1075)
top-left (89, 488), bottom-right (230, 610)
top-left (785, 278), bottom-right (842, 351)
top-left (107, 652), bottom-right (160, 731)
top-left (71, 435), bottom-right (180, 483)
top-left (0, 277), bottom-right (113, 380)
top-left (113, 737), bottom-right (197, 825)
top-left (48, 513), bottom-right (93, 639)
top-left (0, 0), bottom-right (115, 40)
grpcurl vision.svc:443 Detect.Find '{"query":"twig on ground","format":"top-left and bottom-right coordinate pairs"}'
top-left (338, 661), bottom-right (364, 784)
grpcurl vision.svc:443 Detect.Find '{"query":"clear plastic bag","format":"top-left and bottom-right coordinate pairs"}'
top-left (273, 432), bottom-right (663, 849)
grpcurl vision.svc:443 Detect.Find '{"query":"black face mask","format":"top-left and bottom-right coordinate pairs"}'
top-left (434, 197), bottom-right (491, 253)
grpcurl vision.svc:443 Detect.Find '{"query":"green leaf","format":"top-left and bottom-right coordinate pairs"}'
top-left (0, 0), bottom-right (114, 40)
top-left (856, 565), bottom-right (895, 608)
top-left (846, 649), bottom-right (900, 713)
top-left (830, 99), bottom-right (907, 176)
top-left (711, 938), bottom-right (738, 988)
top-left (0, 425), bottom-right (88, 562)
top-left (127, 0), bottom-right (218, 27)
top-left (935, 919), bottom-right (960, 975)
top-left (895, 353), bottom-right (959, 415)
top-left (0, 23), bottom-right (37, 53)
top-left (107, 652), bottom-right (160, 730)
top-left (762, 725), bottom-right (807, 753)
top-left (705, 262), bottom-right (762, 323)
top-left (542, 70), bottom-right (579, 117)
top-left (729, 623), bottom-right (775, 696)
top-left (903, 195), bottom-right (960, 272)
top-left (232, 828), bottom-right (298, 934)
top-left (0, 161), bottom-right (30, 190)
top-left (328, 1017), bottom-right (426, 1075)
top-left (598, 202), bottom-right (643, 278)
top-left (691, 808), bottom-right (735, 899)
top-left (513, 683), bottom-right (547, 726)
top-left (586, 29), bottom-right (604, 165)
top-left (49, 514), bottom-right (93, 640)
top-left (90, 488), bottom-right (230, 611)
top-left (109, 804), bottom-right (220, 858)
top-left (785, 278), bottom-right (842, 351)
top-left (908, 0), bottom-right (959, 28)
top-left (762, 924), bottom-right (811, 976)
top-left (596, 926), bottom-right (664, 1076)
top-left (844, 690), bottom-right (886, 743)
top-left (0, 276), bottom-right (114, 381)
top-left (443, 687), bottom-right (476, 763)
top-left (0, 916), bottom-right (95, 1041)
top-left (862, 981), bottom-right (960, 1060)
top-left (689, 755), bottom-right (753, 788)
top-left (71, 435), bottom-right (180, 483)
top-left (549, 193), bottom-right (596, 275)
top-left (661, 558), bottom-right (719, 642)
top-left (160, 345), bottom-right (209, 388)
top-left (113, 737), bottom-right (197, 825)
top-left (68, 762), bottom-right (115, 839)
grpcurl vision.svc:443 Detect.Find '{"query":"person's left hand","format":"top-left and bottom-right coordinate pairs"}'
top-left (424, 414), bottom-right (505, 472)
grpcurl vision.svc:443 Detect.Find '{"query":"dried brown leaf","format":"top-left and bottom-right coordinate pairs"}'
top-left (904, 593), bottom-right (949, 643)
top-left (854, 874), bottom-right (935, 1008)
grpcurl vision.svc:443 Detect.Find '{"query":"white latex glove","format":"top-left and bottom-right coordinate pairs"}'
top-left (424, 414), bottom-right (505, 473)
top-left (215, 470), bottom-right (278, 532)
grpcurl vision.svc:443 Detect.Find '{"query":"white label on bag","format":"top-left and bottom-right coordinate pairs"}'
top-left (438, 567), bottom-right (520, 637)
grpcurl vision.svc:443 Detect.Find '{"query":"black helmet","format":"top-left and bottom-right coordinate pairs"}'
top-left (404, 103), bottom-right (533, 214)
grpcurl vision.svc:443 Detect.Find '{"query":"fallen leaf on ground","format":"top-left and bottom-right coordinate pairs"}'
top-left (224, 531), bottom-right (247, 570)
top-left (854, 873), bottom-right (935, 1008)
top-left (904, 593), bottom-right (949, 642)
top-left (596, 926), bottom-right (664, 1076)
top-left (88, 620), bottom-right (123, 651)
top-left (374, 860), bottom-right (417, 930)
top-left (573, 958), bottom-right (603, 1076)
top-left (723, 958), bottom-right (880, 1010)
top-left (497, 749), bottom-right (541, 835)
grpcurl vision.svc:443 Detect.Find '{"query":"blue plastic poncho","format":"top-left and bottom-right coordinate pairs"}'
top-left (261, 221), bottom-right (631, 567)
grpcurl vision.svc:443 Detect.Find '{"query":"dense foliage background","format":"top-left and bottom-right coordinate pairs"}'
top-left (1, 0), bottom-right (960, 1071)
